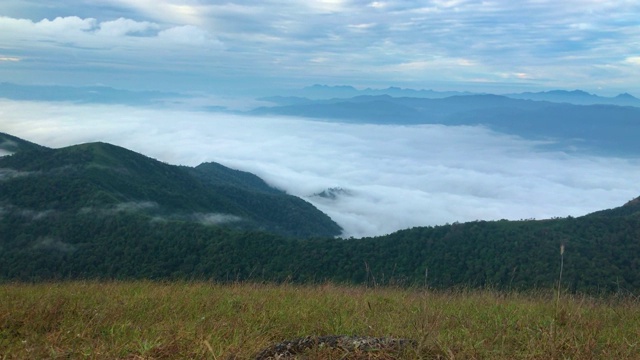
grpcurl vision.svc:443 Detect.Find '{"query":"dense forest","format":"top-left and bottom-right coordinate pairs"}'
top-left (0, 134), bottom-right (341, 238)
top-left (1, 132), bottom-right (640, 293)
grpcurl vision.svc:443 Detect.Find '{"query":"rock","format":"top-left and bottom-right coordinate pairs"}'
top-left (254, 335), bottom-right (417, 359)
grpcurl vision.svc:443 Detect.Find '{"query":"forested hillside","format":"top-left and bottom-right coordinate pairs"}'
top-left (1, 133), bottom-right (639, 293)
top-left (0, 132), bottom-right (47, 154)
top-left (1, 201), bottom-right (639, 292)
top-left (0, 134), bottom-right (341, 238)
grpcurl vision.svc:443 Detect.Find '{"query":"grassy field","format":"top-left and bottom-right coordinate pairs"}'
top-left (1, 282), bottom-right (639, 359)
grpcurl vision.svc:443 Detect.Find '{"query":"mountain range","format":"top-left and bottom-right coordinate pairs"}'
top-left (271, 84), bottom-right (640, 107)
top-left (1, 133), bottom-right (640, 293)
top-left (2, 82), bottom-right (638, 108)
top-left (252, 94), bottom-right (640, 156)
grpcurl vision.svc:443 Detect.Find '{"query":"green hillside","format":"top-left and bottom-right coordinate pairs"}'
top-left (0, 132), bottom-right (48, 154)
top-left (0, 137), bottom-right (341, 238)
top-left (2, 194), bottom-right (640, 292)
top-left (1, 134), bottom-right (640, 293)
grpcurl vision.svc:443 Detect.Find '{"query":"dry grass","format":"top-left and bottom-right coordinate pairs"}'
top-left (1, 281), bottom-right (639, 359)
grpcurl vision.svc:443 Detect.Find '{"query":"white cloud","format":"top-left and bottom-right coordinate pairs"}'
top-left (0, 168), bottom-right (32, 180)
top-left (32, 236), bottom-right (76, 252)
top-left (2, 1), bottom-right (640, 93)
top-left (33, 16), bottom-right (97, 33)
top-left (97, 17), bottom-right (158, 37)
top-left (0, 16), bottom-right (93, 43)
top-left (114, 201), bottom-right (158, 212)
top-left (0, 16), bottom-right (223, 63)
top-left (626, 56), bottom-right (640, 66)
top-left (2, 99), bottom-right (639, 238)
top-left (107, 0), bottom-right (208, 26)
top-left (158, 25), bottom-right (222, 46)
top-left (193, 213), bottom-right (242, 226)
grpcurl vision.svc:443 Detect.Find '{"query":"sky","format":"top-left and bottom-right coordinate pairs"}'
top-left (2, 99), bottom-right (640, 238)
top-left (0, 0), bottom-right (639, 95)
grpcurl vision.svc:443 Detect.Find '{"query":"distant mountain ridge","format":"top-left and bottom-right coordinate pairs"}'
top-left (273, 84), bottom-right (640, 107)
top-left (504, 89), bottom-right (640, 107)
top-left (293, 84), bottom-right (473, 99)
top-left (252, 94), bottom-right (640, 156)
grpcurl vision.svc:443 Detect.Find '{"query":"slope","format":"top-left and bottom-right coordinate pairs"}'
top-left (0, 132), bottom-right (48, 154)
top-left (0, 137), bottom-right (341, 238)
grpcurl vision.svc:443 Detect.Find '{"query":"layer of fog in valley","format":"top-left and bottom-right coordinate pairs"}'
top-left (2, 99), bottom-right (639, 238)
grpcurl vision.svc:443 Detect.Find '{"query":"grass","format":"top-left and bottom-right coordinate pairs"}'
top-left (1, 281), bottom-right (639, 359)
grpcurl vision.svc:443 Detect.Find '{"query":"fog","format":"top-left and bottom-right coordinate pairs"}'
top-left (2, 99), bottom-right (639, 237)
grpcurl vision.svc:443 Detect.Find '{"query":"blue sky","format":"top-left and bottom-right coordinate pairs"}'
top-left (1, 0), bottom-right (639, 95)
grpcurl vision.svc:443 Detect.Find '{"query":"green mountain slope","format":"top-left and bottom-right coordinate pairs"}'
top-left (2, 134), bottom-right (640, 293)
top-left (1, 198), bottom-right (639, 292)
top-left (0, 132), bottom-right (48, 154)
top-left (0, 138), bottom-right (341, 238)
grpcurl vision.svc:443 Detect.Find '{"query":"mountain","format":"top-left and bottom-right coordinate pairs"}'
top-left (3, 133), bottom-right (640, 293)
top-left (0, 132), bottom-right (48, 155)
top-left (251, 94), bottom-right (640, 156)
top-left (504, 90), bottom-right (640, 107)
top-left (2, 177), bottom-right (639, 292)
top-left (0, 135), bottom-right (341, 238)
top-left (288, 84), bottom-right (472, 100)
top-left (293, 85), bottom-right (639, 105)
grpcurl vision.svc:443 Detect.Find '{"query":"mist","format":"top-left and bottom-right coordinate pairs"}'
top-left (2, 99), bottom-right (639, 238)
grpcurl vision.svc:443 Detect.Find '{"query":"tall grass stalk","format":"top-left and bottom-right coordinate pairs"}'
top-left (556, 244), bottom-right (565, 311)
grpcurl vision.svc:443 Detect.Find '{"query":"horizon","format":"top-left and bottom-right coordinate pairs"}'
top-left (2, 81), bottom-right (640, 98)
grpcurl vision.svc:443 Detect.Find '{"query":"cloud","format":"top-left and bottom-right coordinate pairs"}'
top-left (19, 209), bottom-right (53, 221)
top-left (2, 99), bottom-right (640, 238)
top-left (106, 0), bottom-right (210, 26)
top-left (0, 203), bottom-right (54, 220)
top-left (32, 237), bottom-right (76, 253)
top-left (0, 15), bottom-right (222, 47)
top-left (192, 213), bottom-right (242, 226)
top-left (158, 25), bottom-right (222, 46)
top-left (0, 168), bottom-right (33, 180)
top-left (1, 1), bottom-right (640, 93)
top-left (0, 15), bottom-right (223, 83)
top-left (96, 17), bottom-right (158, 37)
top-left (79, 201), bottom-right (159, 215)
top-left (626, 57), bottom-right (640, 66)
top-left (33, 15), bottom-right (97, 33)
top-left (113, 201), bottom-right (158, 212)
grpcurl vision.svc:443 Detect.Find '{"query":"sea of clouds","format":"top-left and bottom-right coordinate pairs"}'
top-left (2, 99), bottom-right (639, 238)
